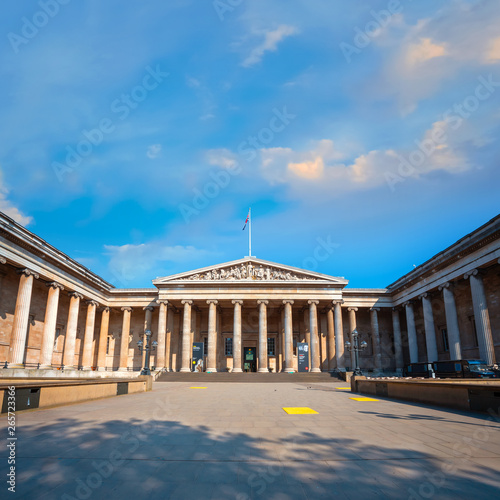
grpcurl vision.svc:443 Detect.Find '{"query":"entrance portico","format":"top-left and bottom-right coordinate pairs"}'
top-left (153, 257), bottom-right (348, 373)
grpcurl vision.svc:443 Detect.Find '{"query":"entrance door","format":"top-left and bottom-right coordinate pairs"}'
top-left (243, 347), bottom-right (257, 372)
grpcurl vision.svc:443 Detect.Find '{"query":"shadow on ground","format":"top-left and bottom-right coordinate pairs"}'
top-left (2, 413), bottom-right (499, 500)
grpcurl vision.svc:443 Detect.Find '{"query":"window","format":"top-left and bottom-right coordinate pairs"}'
top-left (203, 337), bottom-right (208, 356)
top-left (293, 338), bottom-right (297, 356)
top-left (441, 328), bottom-right (449, 352)
top-left (267, 337), bottom-right (275, 356)
top-left (106, 336), bottom-right (111, 355)
top-left (225, 337), bottom-right (233, 356)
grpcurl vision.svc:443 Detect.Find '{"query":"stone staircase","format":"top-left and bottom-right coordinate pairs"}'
top-left (156, 371), bottom-right (343, 383)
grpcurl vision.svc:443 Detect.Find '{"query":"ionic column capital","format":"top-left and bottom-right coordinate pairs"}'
top-left (232, 299), bottom-right (244, 305)
top-left (17, 268), bottom-right (39, 279)
top-left (86, 300), bottom-right (100, 308)
top-left (282, 299), bottom-right (294, 306)
top-left (181, 300), bottom-right (193, 306)
top-left (438, 281), bottom-right (455, 291)
top-left (100, 306), bottom-right (110, 313)
top-left (257, 299), bottom-right (269, 306)
top-left (143, 306), bottom-right (155, 312)
top-left (392, 306), bottom-right (401, 312)
top-left (403, 300), bottom-right (414, 307)
top-left (206, 299), bottom-right (219, 305)
top-left (0, 256), bottom-right (5, 265)
top-left (156, 299), bottom-right (169, 306)
top-left (307, 300), bottom-right (319, 305)
top-left (47, 281), bottom-right (64, 291)
top-left (464, 269), bottom-right (481, 279)
top-left (121, 306), bottom-right (133, 313)
top-left (347, 307), bottom-right (358, 312)
top-left (333, 299), bottom-right (344, 306)
top-left (370, 307), bottom-right (380, 312)
top-left (69, 291), bottom-right (84, 300)
top-left (418, 292), bottom-right (431, 300)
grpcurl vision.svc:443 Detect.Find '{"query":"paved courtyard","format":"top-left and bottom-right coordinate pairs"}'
top-left (2, 380), bottom-right (500, 499)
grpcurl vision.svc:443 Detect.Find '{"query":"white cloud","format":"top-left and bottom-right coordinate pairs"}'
top-left (146, 144), bottom-right (162, 159)
top-left (105, 242), bottom-right (209, 286)
top-left (206, 148), bottom-right (238, 169)
top-left (486, 36), bottom-right (500, 63)
top-left (405, 38), bottom-right (447, 66)
top-left (242, 25), bottom-right (298, 67)
top-left (0, 169), bottom-right (32, 226)
top-left (258, 122), bottom-right (470, 197)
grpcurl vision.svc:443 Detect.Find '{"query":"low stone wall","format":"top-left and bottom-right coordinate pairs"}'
top-left (0, 368), bottom-right (146, 379)
top-left (351, 377), bottom-right (500, 413)
top-left (0, 377), bottom-right (152, 413)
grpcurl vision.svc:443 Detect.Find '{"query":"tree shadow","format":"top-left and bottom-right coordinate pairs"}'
top-left (2, 412), bottom-right (499, 500)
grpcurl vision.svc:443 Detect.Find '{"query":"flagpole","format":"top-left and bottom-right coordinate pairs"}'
top-left (249, 207), bottom-right (252, 257)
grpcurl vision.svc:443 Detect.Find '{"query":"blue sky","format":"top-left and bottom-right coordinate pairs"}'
top-left (1, 0), bottom-right (499, 288)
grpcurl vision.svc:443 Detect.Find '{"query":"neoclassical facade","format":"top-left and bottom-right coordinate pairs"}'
top-left (0, 211), bottom-right (499, 375)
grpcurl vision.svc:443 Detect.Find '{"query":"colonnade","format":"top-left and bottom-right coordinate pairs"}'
top-left (402, 267), bottom-right (497, 365)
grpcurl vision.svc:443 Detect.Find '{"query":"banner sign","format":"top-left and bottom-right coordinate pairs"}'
top-left (297, 343), bottom-right (309, 372)
top-left (192, 342), bottom-right (204, 372)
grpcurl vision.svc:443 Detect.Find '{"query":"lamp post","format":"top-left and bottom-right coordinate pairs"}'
top-left (137, 329), bottom-right (157, 376)
top-left (344, 329), bottom-right (368, 376)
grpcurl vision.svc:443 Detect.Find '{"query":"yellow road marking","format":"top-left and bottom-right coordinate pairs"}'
top-left (349, 397), bottom-right (379, 402)
top-left (190, 387), bottom-right (207, 389)
top-left (282, 407), bottom-right (318, 414)
top-left (335, 387), bottom-right (351, 390)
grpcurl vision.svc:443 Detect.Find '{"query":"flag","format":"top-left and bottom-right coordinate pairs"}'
top-left (242, 210), bottom-right (250, 230)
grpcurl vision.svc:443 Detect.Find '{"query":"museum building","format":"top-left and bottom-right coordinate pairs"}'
top-left (0, 211), bottom-right (499, 375)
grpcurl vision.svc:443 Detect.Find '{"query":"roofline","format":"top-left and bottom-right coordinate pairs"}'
top-left (153, 255), bottom-right (348, 284)
top-left (0, 211), bottom-right (115, 291)
top-left (386, 213), bottom-right (500, 292)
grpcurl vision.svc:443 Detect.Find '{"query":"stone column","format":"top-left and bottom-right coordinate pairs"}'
top-left (370, 307), bottom-right (382, 371)
top-left (326, 306), bottom-right (336, 372)
top-left (142, 306), bottom-right (154, 367)
top-left (180, 300), bottom-right (193, 372)
top-left (97, 307), bottom-right (110, 371)
top-left (347, 307), bottom-right (358, 369)
top-left (308, 300), bottom-right (320, 373)
top-left (39, 282), bottom-right (64, 369)
top-left (465, 270), bottom-right (496, 365)
top-left (282, 300), bottom-right (295, 373)
top-left (333, 300), bottom-right (345, 371)
top-left (392, 308), bottom-right (404, 372)
top-left (404, 301), bottom-right (418, 363)
top-left (439, 282), bottom-right (462, 360)
top-left (118, 307), bottom-right (133, 371)
top-left (156, 300), bottom-right (168, 369)
top-left (62, 292), bottom-right (84, 369)
top-left (8, 269), bottom-right (39, 367)
top-left (232, 300), bottom-right (243, 373)
top-left (257, 300), bottom-right (269, 372)
top-left (166, 306), bottom-right (174, 371)
top-left (81, 300), bottom-right (99, 370)
top-left (206, 300), bottom-right (218, 372)
top-left (419, 293), bottom-right (438, 363)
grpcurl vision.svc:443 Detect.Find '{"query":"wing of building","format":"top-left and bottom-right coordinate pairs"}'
top-left (0, 211), bottom-right (498, 375)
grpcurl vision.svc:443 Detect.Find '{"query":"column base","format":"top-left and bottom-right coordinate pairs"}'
top-left (63, 366), bottom-right (76, 371)
top-left (206, 368), bottom-right (217, 373)
top-left (97, 367), bottom-right (107, 372)
top-left (8, 364), bottom-right (25, 369)
top-left (38, 365), bottom-right (53, 370)
top-left (310, 368), bottom-right (321, 373)
top-left (258, 368), bottom-right (268, 373)
top-left (232, 368), bottom-right (243, 373)
top-left (180, 367), bottom-right (191, 373)
top-left (81, 366), bottom-right (92, 371)
top-left (117, 367), bottom-right (129, 372)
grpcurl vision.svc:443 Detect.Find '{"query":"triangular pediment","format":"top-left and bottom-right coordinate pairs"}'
top-left (153, 257), bottom-right (348, 285)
